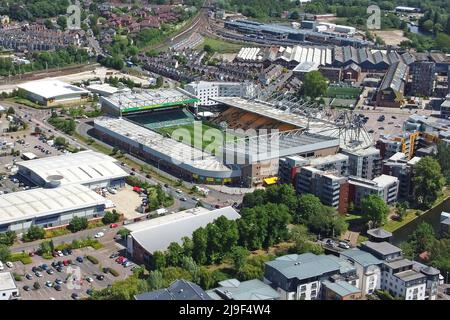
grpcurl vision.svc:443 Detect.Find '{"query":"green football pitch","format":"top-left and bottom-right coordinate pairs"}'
top-left (156, 121), bottom-right (238, 153)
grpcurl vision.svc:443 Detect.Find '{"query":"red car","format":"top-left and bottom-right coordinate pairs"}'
top-left (116, 256), bottom-right (126, 264)
top-left (132, 186), bottom-right (142, 193)
top-left (63, 260), bottom-right (71, 266)
top-left (110, 223), bottom-right (118, 228)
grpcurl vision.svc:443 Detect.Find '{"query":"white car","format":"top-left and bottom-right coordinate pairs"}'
top-left (85, 277), bottom-right (94, 283)
top-left (57, 250), bottom-right (63, 257)
top-left (175, 189), bottom-right (182, 194)
top-left (107, 188), bottom-right (117, 194)
top-left (0, 261), bottom-right (4, 271)
top-left (6, 261), bottom-right (13, 268)
top-left (94, 232), bottom-right (105, 238)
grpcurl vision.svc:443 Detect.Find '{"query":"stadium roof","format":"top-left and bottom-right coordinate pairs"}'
top-left (212, 97), bottom-right (373, 150)
top-left (222, 129), bottom-right (340, 162)
top-left (100, 88), bottom-right (199, 113)
top-left (94, 117), bottom-right (239, 178)
top-left (128, 206), bottom-right (241, 254)
top-left (16, 150), bottom-right (128, 186)
top-left (0, 184), bottom-right (107, 225)
top-left (17, 80), bottom-right (89, 99)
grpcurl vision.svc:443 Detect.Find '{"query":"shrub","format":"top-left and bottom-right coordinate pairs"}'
top-left (10, 252), bottom-right (32, 265)
top-left (86, 255), bottom-right (99, 265)
top-left (42, 252), bottom-right (53, 260)
top-left (22, 226), bottom-right (45, 242)
top-left (33, 282), bottom-right (40, 289)
top-left (13, 272), bottom-right (23, 281)
top-left (68, 217), bottom-right (89, 232)
top-left (109, 268), bottom-right (119, 277)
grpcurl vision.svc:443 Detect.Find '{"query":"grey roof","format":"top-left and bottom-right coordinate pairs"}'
top-left (384, 258), bottom-right (413, 270)
top-left (322, 280), bottom-right (361, 297)
top-left (129, 206), bottom-right (241, 254)
top-left (367, 228), bottom-right (392, 239)
top-left (394, 270), bottom-right (425, 282)
top-left (441, 212), bottom-right (450, 226)
top-left (341, 248), bottom-right (382, 267)
top-left (380, 60), bottom-right (407, 92)
top-left (421, 266), bottom-right (440, 276)
top-left (135, 280), bottom-right (211, 300)
top-left (265, 253), bottom-right (354, 281)
top-left (361, 241), bottom-right (402, 257)
top-left (206, 279), bottom-right (280, 300)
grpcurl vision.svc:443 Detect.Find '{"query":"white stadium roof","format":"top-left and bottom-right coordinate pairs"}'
top-left (94, 117), bottom-right (239, 178)
top-left (17, 79), bottom-right (89, 99)
top-left (16, 150), bottom-right (128, 186)
top-left (0, 184), bottom-right (107, 225)
top-left (128, 206), bottom-right (241, 254)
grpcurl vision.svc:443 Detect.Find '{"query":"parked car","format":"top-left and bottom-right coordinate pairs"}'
top-left (45, 281), bottom-right (54, 288)
top-left (109, 253), bottom-right (119, 259)
top-left (96, 275), bottom-right (105, 281)
top-left (25, 273), bottom-right (33, 280)
top-left (23, 285), bottom-right (31, 291)
top-left (86, 277), bottom-right (94, 283)
top-left (55, 279), bottom-right (63, 285)
top-left (35, 271), bottom-right (42, 277)
top-left (6, 262), bottom-right (13, 268)
top-left (41, 264), bottom-right (49, 270)
top-left (46, 269), bottom-right (54, 275)
top-left (62, 249), bottom-right (69, 256)
top-left (76, 256), bottom-right (84, 263)
top-left (338, 241), bottom-right (350, 249)
top-left (94, 232), bottom-right (104, 238)
top-left (110, 223), bottom-right (118, 228)
top-left (102, 267), bottom-right (110, 273)
top-left (71, 293), bottom-right (79, 300)
top-left (87, 288), bottom-right (94, 296)
top-left (54, 284), bottom-right (62, 291)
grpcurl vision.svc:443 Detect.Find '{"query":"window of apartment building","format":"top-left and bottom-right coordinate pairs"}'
top-left (300, 293), bottom-right (306, 300)
top-left (311, 290), bottom-right (317, 297)
top-left (300, 285), bottom-right (307, 292)
top-left (311, 283), bottom-right (317, 289)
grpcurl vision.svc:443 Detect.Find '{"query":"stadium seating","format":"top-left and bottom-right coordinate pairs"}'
top-left (127, 108), bottom-right (195, 130)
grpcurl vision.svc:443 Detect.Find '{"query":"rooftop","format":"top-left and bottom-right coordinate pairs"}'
top-left (207, 279), bottom-right (280, 300)
top-left (0, 272), bottom-right (16, 292)
top-left (322, 279), bottom-right (361, 297)
top-left (94, 117), bottom-right (237, 176)
top-left (367, 228), bottom-right (392, 239)
top-left (135, 280), bottom-right (211, 300)
top-left (384, 258), bottom-right (413, 270)
top-left (0, 184), bottom-right (107, 225)
top-left (394, 269), bottom-right (425, 282)
top-left (372, 174), bottom-right (398, 187)
top-left (361, 241), bottom-right (402, 257)
top-left (265, 253), bottom-right (354, 281)
top-left (17, 150), bottom-right (128, 187)
top-left (340, 248), bottom-right (382, 267)
top-left (100, 88), bottom-right (198, 112)
top-left (17, 79), bottom-right (89, 99)
top-left (128, 206), bottom-right (241, 254)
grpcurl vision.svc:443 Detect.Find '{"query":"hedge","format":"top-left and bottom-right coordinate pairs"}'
top-left (10, 252), bottom-right (32, 265)
top-left (109, 268), bottom-right (119, 277)
top-left (86, 255), bottom-right (99, 265)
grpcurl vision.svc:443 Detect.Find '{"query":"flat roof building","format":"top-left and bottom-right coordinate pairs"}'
top-left (0, 272), bottom-right (19, 300)
top-left (127, 206), bottom-right (241, 267)
top-left (17, 150), bottom-right (128, 189)
top-left (207, 279), bottom-right (280, 300)
top-left (17, 80), bottom-right (90, 106)
top-left (135, 279), bottom-right (211, 300)
top-left (0, 184), bottom-right (108, 233)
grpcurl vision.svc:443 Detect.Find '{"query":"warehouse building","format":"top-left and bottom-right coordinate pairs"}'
top-left (126, 207), bottom-right (241, 267)
top-left (0, 184), bottom-right (108, 233)
top-left (17, 150), bottom-right (128, 189)
top-left (17, 79), bottom-right (90, 106)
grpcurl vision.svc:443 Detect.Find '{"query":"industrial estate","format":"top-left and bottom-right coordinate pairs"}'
top-left (0, 0), bottom-right (449, 307)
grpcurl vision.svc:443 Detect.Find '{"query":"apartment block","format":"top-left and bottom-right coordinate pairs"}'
top-left (348, 174), bottom-right (399, 208)
top-left (342, 147), bottom-right (381, 180)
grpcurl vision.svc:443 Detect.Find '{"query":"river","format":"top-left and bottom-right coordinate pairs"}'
top-left (391, 197), bottom-right (450, 245)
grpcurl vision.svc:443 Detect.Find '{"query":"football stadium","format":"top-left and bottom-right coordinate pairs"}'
top-left (96, 87), bottom-right (370, 186)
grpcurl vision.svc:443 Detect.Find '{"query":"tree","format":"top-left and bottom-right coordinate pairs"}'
top-left (147, 270), bottom-right (164, 290)
top-left (230, 246), bottom-right (250, 271)
top-left (422, 19), bottom-right (434, 32)
top-left (289, 225), bottom-right (324, 255)
top-left (0, 244), bottom-right (11, 262)
top-left (294, 193), bottom-right (323, 224)
top-left (68, 216), bottom-right (88, 232)
top-left (23, 225), bottom-right (45, 242)
top-left (54, 136), bottom-right (67, 147)
top-left (436, 142), bottom-right (450, 185)
top-left (181, 256), bottom-right (200, 283)
top-left (39, 240), bottom-right (54, 254)
top-left (409, 222), bottom-right (435, 254)
top-left (102, 210), bottom-right (120, 224)
top-left (57, 16), bottom-right (67, 31)
top-left (290, 11), bottom-right (299, 20)
top-left (413, 157), bottom-right (445, 209)
top-left (302, 71), bottom-right (328, 100)
top-left (165, 242), bottom-right (184, 267)
top-left (6, 107), bottom-right (15, 115)
top-left (361, 194), bottom-right (389, 227)
top-left (395, 202), bottom-right (408, 221)
top-left (0, 231), bottom-right (17, 246)
top-left (192, 227), bottom-right (208, 264)
top-left (203, 44), bottom-right (213, 53)
top-left (44, 19), bottom-right (53, 29)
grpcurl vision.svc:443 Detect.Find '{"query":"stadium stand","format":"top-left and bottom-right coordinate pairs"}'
top-left (126, 108), bottom-right (195, 130)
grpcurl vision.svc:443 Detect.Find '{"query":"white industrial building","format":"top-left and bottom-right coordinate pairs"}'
top-left (127, 206), bottom-right (241, 267)
top-left (0, 272), bottom-right (19, 300)
top-left (17, 150), bottom-right (128, 189)
top-left (0, 184), bottom-right (108, 233)
top-left (17, 79), bottom-right (90, 106)
top-left (184, 81), bottom-right (256, 106)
